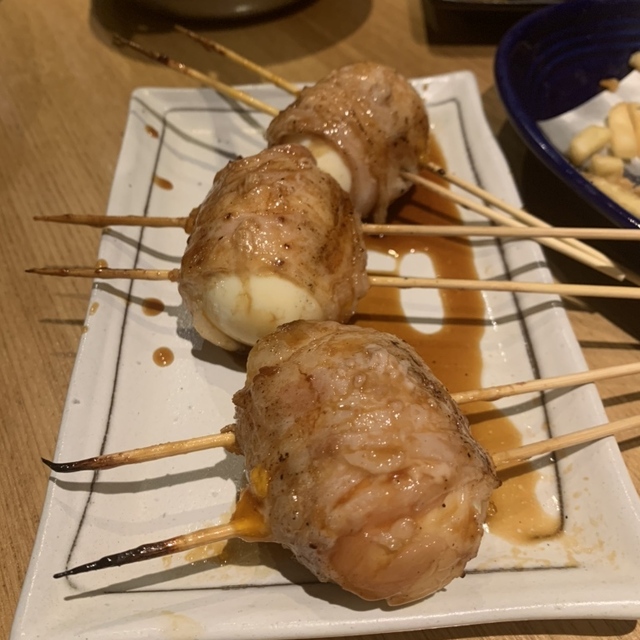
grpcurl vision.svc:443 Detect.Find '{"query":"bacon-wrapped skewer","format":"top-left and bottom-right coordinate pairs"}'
top-left (265, 61), bottom-right (431, 223)
top-left (231, 320), bottom-right (498, 604)
top-left (178, 144), bottom-right (368, 350)
top-left (50, 320), bottom-right (499, 605)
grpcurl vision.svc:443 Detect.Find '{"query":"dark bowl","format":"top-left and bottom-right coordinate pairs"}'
top-left (495, 0), bottom-right (640, 230)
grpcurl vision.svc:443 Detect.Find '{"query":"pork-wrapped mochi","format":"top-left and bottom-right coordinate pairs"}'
top-left (266, 62), bottom-right (431, 223)
top-left (231, 320), bottom-right (499, 605)
top-left (178, 145), bottom-right (369, 350)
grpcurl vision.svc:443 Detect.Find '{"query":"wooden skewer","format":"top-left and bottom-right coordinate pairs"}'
top-left (175, 25), bottom-right (302, 96)
top-left (493, 414), bottom-right (640, 469)
top-left (26, 266), bottom-right (640, 299)
top-left (112, 35), bottom-right (279, 118)
top-left (370, 275), bottom-right (640, 300)
top-left (420, 162), bottom-right (611, 265)
top-left (402, 172), bottom-right (625, 281)
top-left (25, 267), bottom-right (180, 281)
top-left (34, 213), bottom-right (191, 230)
top-left (50, 412), bottom-right (640, 577)
top-left (364, 224), bottom-right (640, 240)
top-left (34, 213), bottom-right (640, 241)
top-left (43, 361), bottom-right (640, 473)
top-left (42, 430), bottom-right (236, 473)
top-left (451, 361), bottom-right (640, 404)
top-left (27, 266), bottom-right (640, 299)
top-left (175, 26), bottom-right (303, 96)
top-left (53, 516), bottom-right (260, 578)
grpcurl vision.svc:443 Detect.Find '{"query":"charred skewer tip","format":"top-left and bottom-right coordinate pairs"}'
top-left (53, 519), bottom-right (250, 579)
top-left (53, 537), bottom-right (186, 578)
top-left (41, 430), bottom-right (238, 473)
top-left (41, 457), bottom-right (87, 473)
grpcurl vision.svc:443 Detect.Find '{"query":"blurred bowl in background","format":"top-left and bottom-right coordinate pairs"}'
top-left (131, 0), bottom-right (306, 19)
top-left (495, 0), bottom-right (640, 229)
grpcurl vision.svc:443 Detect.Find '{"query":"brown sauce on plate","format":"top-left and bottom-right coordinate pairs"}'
top-left (153, 347), bottom-right (174, 367)
top-left (153, 176), bottom-right (174, 190)
top-left (142, 297), bottom-right (165, 316)
top-left (145, 124), bottom-right (159, 138)
top-left (355, 141), bottom-right (560, 543)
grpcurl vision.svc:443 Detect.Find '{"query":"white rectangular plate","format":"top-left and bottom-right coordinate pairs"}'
top-left (12, 71), bottom-right (640, 640)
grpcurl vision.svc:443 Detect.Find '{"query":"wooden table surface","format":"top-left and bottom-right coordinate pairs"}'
top-left (1, 1), bottom-right (639, 639)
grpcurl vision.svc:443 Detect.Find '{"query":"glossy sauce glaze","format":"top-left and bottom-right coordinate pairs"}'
top-left (354, 143), bottom-right (561, 544)
top-left (141, 297), bottom-right (165, 316)
top-left (153, 175), bottom-right (174, 190)
top-left (145, 124), bottom-right (159, 138)
top-left (153, 347), bottom-right (174, 367)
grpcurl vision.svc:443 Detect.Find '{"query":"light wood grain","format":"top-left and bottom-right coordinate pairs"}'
top-left (1, 1), bottom-right (639, 639)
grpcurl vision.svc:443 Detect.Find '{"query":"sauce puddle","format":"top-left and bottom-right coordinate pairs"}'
top-left (145, 124), bottom-right (159, 138)
top-left (153, 347), bottom-right (174, 367)
top-left (142, 297), bottom-right (165, 316)
top-left (354, 142), bottom-right (560, 544)
top-left (153, 175), bottom-right (174, 190)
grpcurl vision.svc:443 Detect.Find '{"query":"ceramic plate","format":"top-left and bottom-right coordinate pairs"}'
top-left (12, 72), bottom-right (640, 640)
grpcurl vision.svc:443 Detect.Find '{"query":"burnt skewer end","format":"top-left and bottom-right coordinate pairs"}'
top-left (42, 457), bottom-right (75, 473)
top-left (53, 561), bottom-right (100, 579)
top-left (53, 536), bottom-right (191, 580)
top-left (53, 549), bottom-right (136, 578)
top-left (41, 456), bottom-right (103, 473)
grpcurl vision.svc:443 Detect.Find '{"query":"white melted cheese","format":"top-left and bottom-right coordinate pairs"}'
top-left (203, 274), bottom-right (324, 347)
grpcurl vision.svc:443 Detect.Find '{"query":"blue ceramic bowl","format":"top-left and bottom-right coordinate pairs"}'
top-left (495, 0), bottom-right (640, 229)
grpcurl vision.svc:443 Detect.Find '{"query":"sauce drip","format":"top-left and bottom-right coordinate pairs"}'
top-left (355, 141), bottom-right (560, 543)
top-left (145, 124), bottom-right (159, 138)
top-left (95, 259), bottom-right (108, 269)
top-left (184, 539), bottom-right (228, 563)
top-left (226, 487), bottom-right (272, 563)
top-left (153, 175), bottom-right (174, 190)
top-left (464, 402), bottom-right (561, 543)
top-left (153, 347), bottom-right (174, 367)
top-left (142, 297), bottom-right (165, 316)
top-left (185, 496), bottom-right (268, 567)
top-left (89, 302), bottom-right (99, 316)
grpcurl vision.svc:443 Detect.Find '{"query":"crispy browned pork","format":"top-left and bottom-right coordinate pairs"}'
top-left (266, 62), bottom-right (431, 224)
top-left (178, 145), bottom-right (369, 350)
top-left (232, 320), bottom-right (499, 605)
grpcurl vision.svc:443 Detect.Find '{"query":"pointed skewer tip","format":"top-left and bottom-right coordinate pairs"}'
top-left (41, 457), bottom-right (86, 473)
